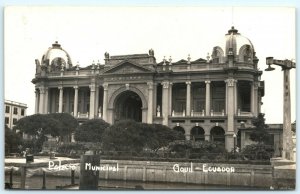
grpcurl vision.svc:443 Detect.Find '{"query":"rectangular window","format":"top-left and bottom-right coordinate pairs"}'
top-left (21, 109), bottom-right (25, 116)
top-left (13, 107), bottom-right (18, 115)
top-left (238, 82), bottom-right (251, 112)
top-left (5, 117), bottom-right (9, 124)
top-left (13, 118), bottom-right (17, 125)
top-left (5, 106), bottom-right (10, 113)
top-left (193, 100), bottom-right (205, 112)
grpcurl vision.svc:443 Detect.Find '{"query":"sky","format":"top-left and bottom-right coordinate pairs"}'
top-left (4, 6), bottom-right (296, 124)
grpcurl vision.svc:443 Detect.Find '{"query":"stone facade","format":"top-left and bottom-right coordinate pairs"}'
top-left (32, 27), bottom-right (265, 151)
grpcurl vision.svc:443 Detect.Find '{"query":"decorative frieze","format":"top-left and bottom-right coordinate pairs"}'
top-left (106, 75), bottom-right (144, 81)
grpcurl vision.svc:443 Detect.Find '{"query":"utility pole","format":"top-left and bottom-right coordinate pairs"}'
top-left (265, 57), bottom-right (296, 160)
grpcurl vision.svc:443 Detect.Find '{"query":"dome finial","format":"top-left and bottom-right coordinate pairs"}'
top-left (52, 41), bottom-right (61, 48)
top-left (227, 26), bottom-right (238, 34)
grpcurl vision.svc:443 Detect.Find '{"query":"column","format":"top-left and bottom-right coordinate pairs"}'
top-left (205, 81), bottom-right (211, 116)
top-left (162, 81), bottom-right (169, 126)
top-left (35, 89), bottom-right (39, 114)
top-left (251, 82), bottom-right (258, 116)
top-left (89, 84), bottom-right (96, 119)
top-left (147, 82), bottom-right (154, 124)
top-left (169, 82), bottom-right (173, 115)
top-left (58, 86), bottom-right (63, 113)
top-left (39, 87), bottom-right (45, 114)
top-left (102, 83), bottom-right (108, 121)
top-left (225, 78), bottom-right (235, 130)
top-left (73, 86), bottom-right (79, 117)
top-left (225, 78), bottom-right (236, 151)
top-left (186, 81), bottom-right (191, 116)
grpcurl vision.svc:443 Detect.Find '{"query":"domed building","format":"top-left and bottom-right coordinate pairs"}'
top-left (32, 27), bottom-right (265, 151)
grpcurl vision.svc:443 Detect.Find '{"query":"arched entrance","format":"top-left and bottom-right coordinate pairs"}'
top-left (210, 126), bottom-right (225, 144)
top-left (173, 126), bottom-right (185, 135)
top-left (190, 126), bottom-right (205, 141)
top-left (114, 91), bottom-right (142, 122)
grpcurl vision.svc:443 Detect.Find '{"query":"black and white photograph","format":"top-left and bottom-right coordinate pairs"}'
top-left (3, 5), bottom-right (296, 190)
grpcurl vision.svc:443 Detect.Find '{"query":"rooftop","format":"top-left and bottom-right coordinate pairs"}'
top-left (4, 100), bottom-right (27, 108)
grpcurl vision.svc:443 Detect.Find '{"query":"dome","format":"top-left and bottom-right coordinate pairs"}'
top-left (41, 41), bottom-right (73, 71)
top-left (211, 26), bottom-right (256, 64)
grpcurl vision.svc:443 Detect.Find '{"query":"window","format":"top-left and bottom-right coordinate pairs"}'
top-left (5, 106), bottom-right (10, 113)
top-left (21, 109), bottom-right (25, 116)
top-left (13, 107), bottom-right (18, 115)
top-left (13, 118), bottom-right (17, 125)
top-left (211, 82), bottom-right (226, 112)
top-left (5, 117), bottom-right (9, 125)
top-left (238, 81), bottom-right (251, 112)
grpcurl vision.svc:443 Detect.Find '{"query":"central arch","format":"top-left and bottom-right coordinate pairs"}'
top-left (114, 90), bottom-right (142, 122)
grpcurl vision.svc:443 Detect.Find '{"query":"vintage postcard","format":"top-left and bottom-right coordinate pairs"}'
top-left (4, 6), bottom-right (296, 190)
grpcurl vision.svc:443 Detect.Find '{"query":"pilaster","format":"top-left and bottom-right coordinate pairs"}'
top-left (35, 89), bottom-right (39, 114)
top-left (39, 87), bottom-right (46, 114)
top-left (73, 86), bottom-right (79, 117)
top-left (102, 83), bottom-right (109, 121)
top-left (89, 84), bottom-right (96, 119)
top-left (205, 81), bottom-right (211, 116)
top-left (147, 82), bottom-right (154, 124)
top-left (186, 81), bottom-right (191, 116)
top-left (162, 81), bottom-right (169, 125)
top-left (58, 86), bottom-right (63, 113)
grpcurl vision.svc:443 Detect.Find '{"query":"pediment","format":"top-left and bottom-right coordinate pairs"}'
top-left (104, 61), bottom-right (153, 74)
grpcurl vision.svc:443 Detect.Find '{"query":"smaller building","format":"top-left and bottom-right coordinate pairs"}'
top-left (240, 123), bottom-right (283, 157)
top-left (4, 100), bottom-right (27, 129)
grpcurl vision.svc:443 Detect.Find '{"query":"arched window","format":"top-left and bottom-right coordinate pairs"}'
top-left (190, 126), bottom-right (205, 141)
top-left (173, 126), bottom-right (185, 135)
top-left (211, 46), bottom-right (224, 63)
top-left (238, 44), bottom-right (253, 63)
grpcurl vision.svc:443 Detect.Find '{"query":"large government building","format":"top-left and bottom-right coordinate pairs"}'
top-left (32, 27), bottom-right (265, 151)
